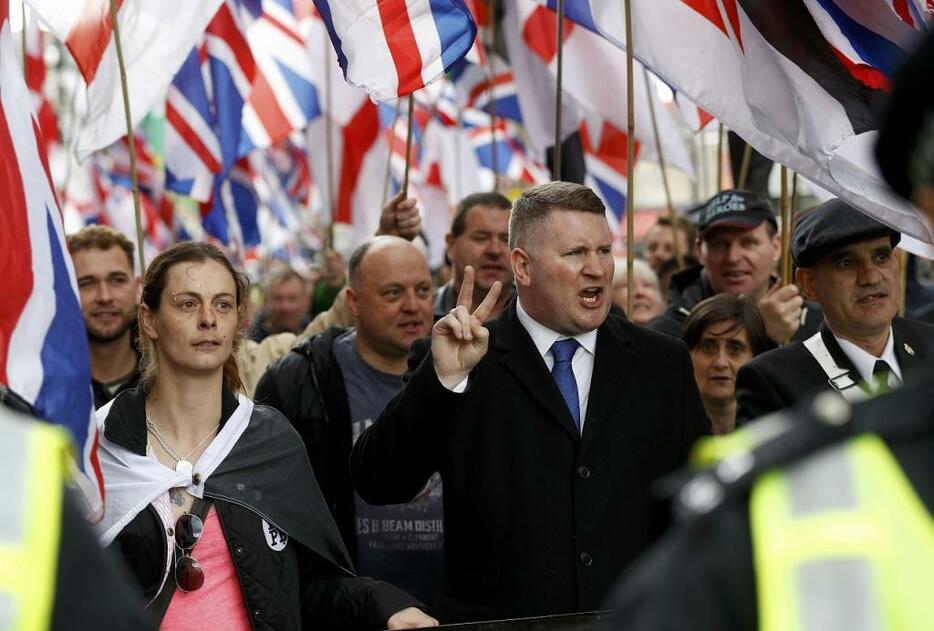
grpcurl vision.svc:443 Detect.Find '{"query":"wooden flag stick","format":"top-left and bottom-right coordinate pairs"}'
top-left (324, 35), bottom-right (335, 248)
top-left (553, 0), bottom-right (566, 181)
top-left (779, 166), bottom-right (791, 286)
top-left (381, 100), bottom-right (402, 207)
top-left (737, 142), bottom-right (753, 189)
top-left (625, 0), bottom-right (635, 318)
top-left (401, 94), bottom-right (415, 196)
top-left (643, 67), bottom-right (683, 270)
top-left (899, 249), bottom-right (908, 317)
top-left (716, 122), bottom-right (724, 192)
top-left (784, 171), bottom-right (798, 284)
top-left (488, 0), bottom-right (499, 191)
top-left (109, 0), bottom-right (145, 274)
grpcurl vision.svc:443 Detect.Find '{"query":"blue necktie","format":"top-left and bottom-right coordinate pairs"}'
top-left (551, 339), bottom-right (581, 432)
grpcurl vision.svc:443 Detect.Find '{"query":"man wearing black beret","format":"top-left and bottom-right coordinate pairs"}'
top-left (734, 199), bottom-right (934, 422)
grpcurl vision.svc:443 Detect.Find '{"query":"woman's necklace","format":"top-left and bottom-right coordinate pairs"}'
top-left (146, 417), bottom-right (219, 484)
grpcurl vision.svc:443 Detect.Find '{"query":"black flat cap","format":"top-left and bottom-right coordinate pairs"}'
top-left (876, 31), bottom-right (934, 201)
top-left (792, 199), bottom-right (900, 267)
top-left (697, 189), bottom-right (776, 237)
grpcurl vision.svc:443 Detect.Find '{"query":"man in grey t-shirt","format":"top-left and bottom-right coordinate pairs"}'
top-left (334, 329), bottom-right (444, 603)
top-left (255, 236), bottom-right (440, 603)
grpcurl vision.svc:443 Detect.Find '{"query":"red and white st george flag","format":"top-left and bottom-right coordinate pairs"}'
top-left (576, 0), bottom-right (932, 247)
top-left (26, 0), bottom-right (223, 160)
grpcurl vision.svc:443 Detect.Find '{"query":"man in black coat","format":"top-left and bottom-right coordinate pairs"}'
top-left (351, 182), bottom-right (709, 623)
top-left (736, 199), bottom-right (934, 422)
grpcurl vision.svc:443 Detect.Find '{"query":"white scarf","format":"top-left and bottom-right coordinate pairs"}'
top-left (95, 394), bottom-right (254, 546)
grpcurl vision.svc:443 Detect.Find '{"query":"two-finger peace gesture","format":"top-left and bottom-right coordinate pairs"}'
top-left (432, 266), bottom-right (502, 388)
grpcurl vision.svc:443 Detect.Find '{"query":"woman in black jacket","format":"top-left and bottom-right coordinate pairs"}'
top-left (94, 242), bottom-right (436, 630)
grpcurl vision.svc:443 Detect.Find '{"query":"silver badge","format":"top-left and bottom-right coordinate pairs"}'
top-left (904, 343), bottom-right (915, 356)
top-left (262, 519), bottom-right (288, 551)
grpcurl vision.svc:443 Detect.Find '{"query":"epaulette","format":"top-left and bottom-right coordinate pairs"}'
top-left (673, 391), bottom-right (859, 522)
top-left (674, 377), bottom-right (934, 522)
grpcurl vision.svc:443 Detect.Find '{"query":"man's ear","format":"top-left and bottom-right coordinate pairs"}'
top-left (694, 238), bottom-right (705, 265)
top-left (796, 267), bottom-right (818, 302)
top-left (139, 303), bottom-right (158, 341)
top-left (345, 286), bottom-right (359, 319)
top-left (771, 231), bottom-right (782, 264)
top-left (134, 276), bottom-right (142, 302)
top-left (511, 248), bottom-right (532, 288)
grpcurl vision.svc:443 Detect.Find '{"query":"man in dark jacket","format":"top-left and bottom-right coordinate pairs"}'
top-left (351, 182), bottom-right (709, 623)
top-left (255, 236), bottom-right (442, 605)
top-left (648, 190), bottom-right (822, 346)
top-left (434, 192), bottom-right (515, 320)
top-left (736, 199), bottom-right (934, 422)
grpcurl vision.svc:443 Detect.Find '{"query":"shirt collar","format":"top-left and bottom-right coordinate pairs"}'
top-left (515, 297), bottom-right (598, 359)
top-left (833, 327), bottom-right (901, 383)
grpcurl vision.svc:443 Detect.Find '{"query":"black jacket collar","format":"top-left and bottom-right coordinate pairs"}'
top-left (104, 386), bottom-right (240, 456)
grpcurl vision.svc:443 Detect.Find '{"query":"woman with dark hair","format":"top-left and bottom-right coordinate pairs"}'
top-left (682, 294), bottom-right (768, 434)
top-left (94, 242), bottom-right (435, 630)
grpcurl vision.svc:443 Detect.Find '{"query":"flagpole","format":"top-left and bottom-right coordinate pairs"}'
top-left (785, 171), bottom-right (798, 284)
top-left (716, 122), bottom-right (724, 192)
top-left (643, 67), bottom-right (683, 270)
top-left (488, 0), bottom-right (499, 192)
top-left (553, 0), bottom-right (566, 181)
top-left (737, 142), bottom-right (753, 189)
top-left (401, 93), bottom-right (415, 195)
top-left (324, 35), bottom-right (336, 249)
top-left (779, 165), bottom-right (791, 286)
top-left (381, 100), bottom-right (401, 207)
top-left (109, 0), bottom-right (146, 274)
top-left (899, 249), bottom-right (908, 317)
top-left (625, 0), bottom-right (635, 318)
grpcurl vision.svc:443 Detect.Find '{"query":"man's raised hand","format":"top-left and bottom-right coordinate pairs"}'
top-left (432, 266), bottom-right (502, 388)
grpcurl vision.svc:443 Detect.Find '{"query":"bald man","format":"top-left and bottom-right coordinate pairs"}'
top-left (254, 237), bottom-right (443, 606)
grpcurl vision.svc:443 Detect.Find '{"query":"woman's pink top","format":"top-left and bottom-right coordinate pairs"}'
top-left (161, 508), bottom-right (252, 630)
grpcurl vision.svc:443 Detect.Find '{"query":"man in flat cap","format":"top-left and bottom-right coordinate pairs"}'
top-left (735, 199), bottom-right (934, 422)
top-left (648, 189), bottom-right (821, 346)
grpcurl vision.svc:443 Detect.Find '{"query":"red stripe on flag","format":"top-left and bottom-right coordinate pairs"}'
top-left (829, 46), bottom-right (891, 91)
top-left (248, 70), bottom-right (294, 145)
top-left (0, 102), bottom-right (36, 387)
top-left (467, 72), bottom-right (513, 107)
top-left (523, 7), bottom-right (575, 65)
top-left (206, 5), bottom-right (257, 79)
top-left (377, 0), bottom-right (423, 95)
top-left (892, 0), bottom-right (914, 27)
top-left (166, 102), bottom-right (223, 174)
top-left (336, 101), bottom-right (380, 224)
top-left (681, 0), bottom-right (734, 45)
top-left (261, 11), bottom-right (306, 46)
top-left (66, 0), bottom-right (123, 85)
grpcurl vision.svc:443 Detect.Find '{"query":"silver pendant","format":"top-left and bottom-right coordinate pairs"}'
top-left (176, 459), bottom-right (193, 479)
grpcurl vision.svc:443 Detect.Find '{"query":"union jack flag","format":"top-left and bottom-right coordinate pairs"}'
top-left (313, 0), bottom-right (477, 100)
top-left (0, 4), bottom-right (103, 518)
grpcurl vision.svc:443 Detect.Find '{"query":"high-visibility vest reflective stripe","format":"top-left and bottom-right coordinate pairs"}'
top-left (0, 419), bottom-right (69, 631)
top-left (751, 434), bottom-right (934, 631)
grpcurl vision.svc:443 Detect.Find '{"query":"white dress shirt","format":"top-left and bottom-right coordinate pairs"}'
top-left (834, 327), bottom-right (902, 388)
top-left (440, 298), bottom-right (598, 429)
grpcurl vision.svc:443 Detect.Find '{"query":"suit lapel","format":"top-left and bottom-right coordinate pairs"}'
top-left (580, 318), bottom-right (633, 455)
top-left (494, 305), bottom-right (581, 441)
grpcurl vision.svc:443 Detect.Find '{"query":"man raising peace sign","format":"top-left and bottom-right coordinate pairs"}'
top-left (351, 182), bottom-right (709, 623)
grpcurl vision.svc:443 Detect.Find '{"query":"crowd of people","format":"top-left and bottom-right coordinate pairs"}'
top-left (49, 158), bottom-right (934, 628)
top-left (6, 15), bottom-right (934, 631)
